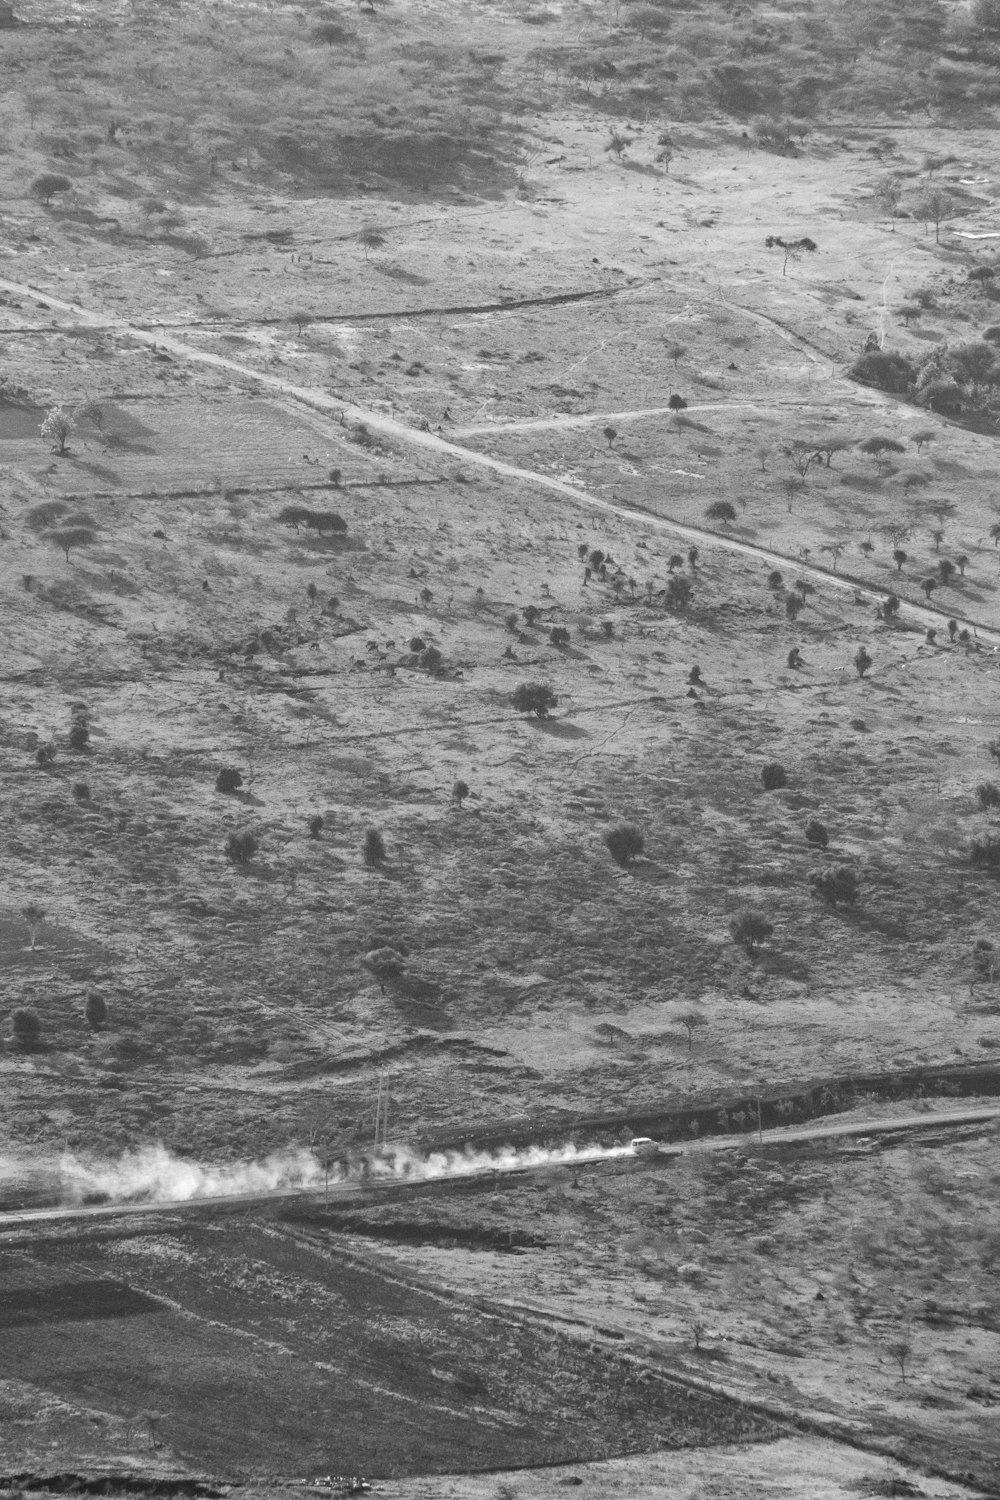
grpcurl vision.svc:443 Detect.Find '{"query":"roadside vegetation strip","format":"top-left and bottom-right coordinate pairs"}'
top-left (1, 275), bottom-right (996, 648)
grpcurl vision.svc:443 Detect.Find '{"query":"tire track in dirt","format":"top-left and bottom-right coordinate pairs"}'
top-left (4, 273), bottom-right (998, 649)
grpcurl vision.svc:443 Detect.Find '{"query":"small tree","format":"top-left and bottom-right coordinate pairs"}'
top-left (549, 625), bottom-right (570, 648)
top-left (290, 311), bottom-right (314, 336)
top-left (854, 647), bottom-right (873, 678)
top-left (603, 425), bottom-right (618, 449)
top-left (226, 830), bottom-right (259, 866)
top-left (785, 593), bottom-right (803, 620)
top-left (363, 945), bottom-right (405, 993)
top-left (48, 526), bottom-right (95, 563)
top-left (216, 767), bottom-right (244, 794)
top-left (308, 814), bottom-right (324, 838)
top-left (452, 779), bottom-right (470, 807)
top-left (363, 827), bottom-right (386, 866)
top-left (69, 707), bottom-right (90, 752)
top-left (971, 836), bottom-right (1000, 871)
top-left (668, 393), bottom-right (687, 411)
top-left (85, 991), bottom-right (108, 1029)
top-left (892, 548), bottom-right (907, 572)
top-left (511, 682), bottom-right (557, 717)
top-left (12, 1008), bottom-right (42, 1049)
top-left (977, 782), bottom-right (1000, 810)
top-left (764, 234), bottom-right (818, 275)
top-left (40, 406), bottom-right (75, 454)
top-left (706, 500), bottom-right (737, 525)
top-left (921, 577), bottom-right (938, 599)
top-left (688, 546), bottom-right (698, 569)
top-left (665, 574), bottom-right (692, 612)
top-left (805, 819), bottom-right (829, 848)
top-left (761, 763), bottom-right (787, 791)
top-left (604, 824), bottom-right (644, 867)
top-left (938, 557), bottom-right (956, 585)
top-left (809, 865), bottom-right (859, 906)
top-left (886, 1335), bottom-right (913, 1383)
top-left (31, 173), bottom-right (71, 206)
top-left (22, 902), bottom-right (45, 951)
top-left (859, 436), bottom-right (905, 476)
top-left (730, 909), bottom-right (774, 957)
top-left (358, 227), bottom-right (387, 260)
top-left (913, 187), bottom-right (956, 245)
top-left (676, 1008), bottom-right (707, 1055)
top-left (665, 342), bottom-right (687, 369)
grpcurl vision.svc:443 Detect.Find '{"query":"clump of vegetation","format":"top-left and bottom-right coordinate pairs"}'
top-left (364, 827), bottom-right (387, 867)
top-left (511, 682), bottom-right (557, 717)
top-left (278, 505), bottom-right (348, 534)
top-left (226, 830), bottom-right (259, 866)
top-left (805, 819), bottom-right (829, 849)
top-left (452, 780), bottom-right (470, 807)
top-left (970, 836), bottom-right (1000, 872)
top-left (665, 574), bottom-right (693, 611)
top-left (604, 824), bottom-right (644, 867)
top-left (12, 1007), bottom-right (42, 1049)
top-left (706, 500), bottom-right (737, 525)
top-left (854, 647), bottom-right (873, 679)
top-left (308, 815), bottom-right (324, 839)
top-left (85, 992), bottom-right (108, 1029)
top-left (69, 706), bottom-right (91, 753)
top-left (363, 945), bottom-right (405, 993)
top-left (730, 909), bottom-right (774, 957)
top-left (761, 762), bottom-right (787, 791)
top-left (216, 767), bottom-right (244, 794)
top-left (809, 865), bottom-right (860, 906)
top-left (549, 625), bottom-right (570, 648)
top-left (977, 783), bottom-right (1000, 811)
top-left (32, 173), bottom-right (71, 206)
top-left (22, 902), bottom-right (45, 951)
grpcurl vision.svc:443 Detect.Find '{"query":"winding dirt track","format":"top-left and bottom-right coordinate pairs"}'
top-left (1, 1104), bottom-right (996, 1237)
top-left (5, 273), bottom-right (999, 650)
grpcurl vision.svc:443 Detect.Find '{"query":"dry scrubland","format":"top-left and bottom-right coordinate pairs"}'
top-left (1, 0), bottom-right (1000, 1489)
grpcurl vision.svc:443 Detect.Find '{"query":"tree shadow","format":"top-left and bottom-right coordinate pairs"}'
top-left (527, 718), bottom-right (588, 739)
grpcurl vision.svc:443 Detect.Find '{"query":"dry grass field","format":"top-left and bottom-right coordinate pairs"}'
top-left (1, 0), bottom-right (1000, 1492)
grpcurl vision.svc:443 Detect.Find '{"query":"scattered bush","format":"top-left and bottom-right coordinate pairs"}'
top-left (72, 781), bottom-right (90, 802)
top-left (12, 1007), bottom-right (42, 1048)
top-left (452, 780), bottom-right (470, 806)
top-left (978, 782), bottom-right (1000, 810)
top-left (48, 525), bottom-right (95, 562)
top-left (408, 636), bottom-right (426, 652)
top-left (549, 625), bottom-right (570, 647)
top-left (363, 827), bottom-right (387, 867)
top-left (604, 823), bottom-right (644, 867)
top-left (805, 819), bottom-right (829, 849)
top-left (971, 837), bottom-right (1000, 872)
top-left (35, 743), bottom-right (55, 769)
top-left (849, 350), bottom-right (916, 394)
top-left (216, 767), bottom-right (244, 794)
top-left (665, 574), bottom-right (693, 611)
top-left (511, 682), bottom-right (558, 717)
top-left (363, 945), bottom-right (405, 991)
top-left (761, 762), bottom-right (787, 791)
top-left (809, 865), bottom-right (860, 906)
top-left (226, 830), bottom-right (258, 866)
top-left (730, 909), bottom-right (774, 956)
top-left (85, 991), bottom-right (108, 1028)
top-left (706, 500), bottom-right (737, 524)
top-left (419, 645), bottom-right (443, 673)
top-left (768, 569), bottom-right (783, 589)
top-left (32, 173), bottom-right (71, 206)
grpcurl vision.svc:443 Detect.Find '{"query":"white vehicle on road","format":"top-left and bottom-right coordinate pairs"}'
top-left (629, 1137), bottom-right (660, 1157)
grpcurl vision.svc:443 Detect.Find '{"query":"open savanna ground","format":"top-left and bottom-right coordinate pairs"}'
top-left (3, 0), bottom-right (1000, 1488)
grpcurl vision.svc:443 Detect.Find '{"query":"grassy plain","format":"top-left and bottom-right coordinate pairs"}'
top-left (1, 0), bottom-right (1000, 1490)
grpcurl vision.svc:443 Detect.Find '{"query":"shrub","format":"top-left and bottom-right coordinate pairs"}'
top-left (978, 782), bottom-right (1000, 810)
top-left (72, 781), bottom-right (90, 802)
top-left (69, 709), bottom-right (90, 752)
top-left (226, 830), bottom-right (258, 866)
top-left (364, 827), bottom-right (387, 867)
top-left (505, 611), bottom-right (519, 632)
top-left (419, 645), bottom-right (443, 672)
top-left (85, 991), bottom-right (108, 1028)
top-left (768, 569), bottom-right (784, 589)
top-left (216, 767), bottom-right (244, 794)
top-left (22, 902), bottom-right (45, 950)
top-left (604, 824), bottom-right (644, 866)
top-left (452, 780), bottom-right (470, 806)
top-left (549, 625), bottom-right (570, 647)
top-left (854, 646), bottom-right (873, 678)
top-left (12, 1008), bottom-right (41, 1048)
top-left (408, 636), bottom-right (426, 653)
top-left (730, 909), bottom-right (774, 956)
top-left (309, 815), bottom-right (324, 839)
top-left (971, 837), bottom-right (1000, 871)
top-left (972, 938), bottom-right (997, 983)
top-left (761, 762), bottom-right (787, 791)
top-left (809, 865), bottom-right (860, 906)
top-left (32, 173), bottom-right (71, 205)
top-left (805, 819), bottom-right (829, 848)
top-left (706, 500), bottom-right (737, 524)
top-left (511, 682), bottom-right (557, 717)
top-left (48, 525), bottom-right (95, 562)
top-left (668, 393), bottom-right (688, 411)
top-left (849, 350), bottom-right (916, 393)
top-left (363, 945), bottom-right (404, 991)
top-left (35, 743), bottom-right (55, 769)
top-left (522, 605), bottom-right (541, 625)
top-left (785, 594), bottom-right (803, 620)
top-left (988, 739), bottom-right (1000, 764)
top-left (892, 549), bottom-right (907, 571)
top-left (665, 574), bottom-right (692, 611)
